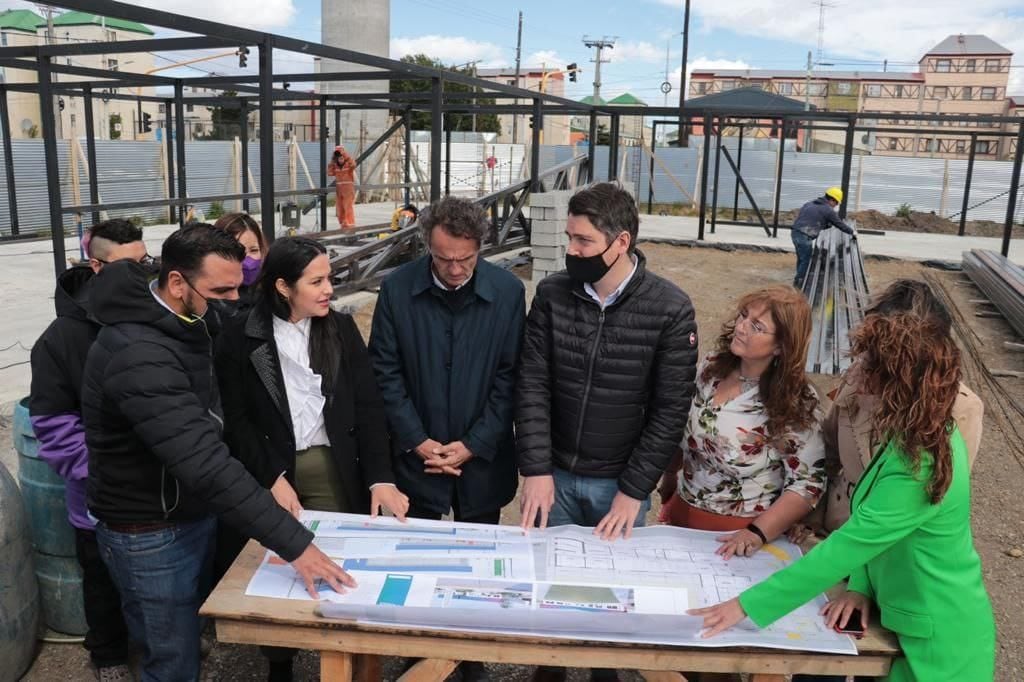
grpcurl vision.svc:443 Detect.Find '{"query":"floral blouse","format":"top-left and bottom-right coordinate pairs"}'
top-left (678, 355), bottom-right (826, 517)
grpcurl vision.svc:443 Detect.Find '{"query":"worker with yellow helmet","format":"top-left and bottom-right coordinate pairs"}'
top-left (790, 186), bottom-right (857, 288)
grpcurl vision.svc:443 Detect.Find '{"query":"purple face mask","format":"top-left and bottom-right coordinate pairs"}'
top-left (241, 255), bottom-right (262, 286)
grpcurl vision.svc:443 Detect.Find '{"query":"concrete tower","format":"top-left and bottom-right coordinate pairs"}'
top-left (321, 0), bottom-right (391, 164)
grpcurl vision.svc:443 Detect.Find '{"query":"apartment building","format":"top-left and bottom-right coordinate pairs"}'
top-left (475, 67), bottom-right (571, 146)
top-left (688, 34), bottom-right (1016, 159)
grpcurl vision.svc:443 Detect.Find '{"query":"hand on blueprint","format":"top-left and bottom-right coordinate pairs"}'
top-left (821, 590), bottom-right (870, 631)
top-left (271, 474), bottom-right (303, 518)
top-left (715, 528), bottom-right (765, 560)
top-left (594, 492), bottom-right (642, 541)
top-left (688, 597), bottom-right (747, 638)
top-left (291, 542), bottom-right (357, 598)
top-left (786, 523), bottom-right (814, 546)
top-left (423, 440), bottom-right (473, 476)
top-left (519, 474), bottom-right (555, 530)
top-left (370, 484), bottom-right (410, 521)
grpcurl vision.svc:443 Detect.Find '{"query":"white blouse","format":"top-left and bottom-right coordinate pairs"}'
top-left (272, 316), bottom-right (330, 451)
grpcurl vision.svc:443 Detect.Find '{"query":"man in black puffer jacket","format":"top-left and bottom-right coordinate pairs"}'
top-left (81, 225), bottom-right (352, 682)
top-left (518, 183), bottom-right (699, 544)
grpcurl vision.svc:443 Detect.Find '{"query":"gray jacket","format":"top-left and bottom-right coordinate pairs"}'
top-left (792, 197), bottom-right (854, 239)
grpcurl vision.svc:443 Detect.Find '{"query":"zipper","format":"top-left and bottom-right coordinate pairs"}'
top-left (570, 306), bottom-right (606, 471)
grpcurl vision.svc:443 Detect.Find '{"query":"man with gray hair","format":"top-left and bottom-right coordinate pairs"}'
top-left (369, 196), bottom-right (525, 681)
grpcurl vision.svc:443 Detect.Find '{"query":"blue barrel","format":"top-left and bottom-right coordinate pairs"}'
top-left (0, 453), bottom-right (42, 680)
top-left (13, 398), bottom-right (88, 636)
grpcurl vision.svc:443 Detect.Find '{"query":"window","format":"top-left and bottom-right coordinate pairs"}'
top-left (893, 84), bottom-right (905, 98)
top-left (985, 59), bottom-right (1001, 73)
top-left (158, 103), bottom-right (166, 114)
top-left (834, 81), bottom-right (852, 95)
top-left (956, 140), bottom-right (966, 154)
top-left (932, 86), bottom-right (948, 99)
top-left (981, 87), bottom-right (996, 100)
top-left (506, 80), bottom-right (515, 86)
top-left (107, 58), bottom-right (118, 71)
top-left (964, 59), bottom-right (976, 73)
top-left (777, 82), bottom-right (793, 96)
top-left (694, 82), bottom-right (708, 94)
top-left (721, 80), bottom-right (736, 91)
top-left (105, 30), bottom-right (117, 42)
top-left (808, 83), bottom-right (826, 96)
top-left (1, 33), bottom-right (7, 47)
top-left (935, 59), bottom-right (951, 72)
top-left (961, 87), bottom-right (972, 100)
top-left (888, 138), bottom-right (898, 150)
top-left (866, 84), bottom-right (882, 97)
top-left (974, 140), bottom-right (991, 154)
top-left (69, 114), bottom-right (76, 129)
top-left (186, 104), bottom-right (194, 113)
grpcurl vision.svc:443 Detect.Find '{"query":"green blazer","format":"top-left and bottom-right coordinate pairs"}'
top-left (739, 428), bottom-right (995, 682)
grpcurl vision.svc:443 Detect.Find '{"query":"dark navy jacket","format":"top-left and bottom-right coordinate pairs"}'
top-left (792, 197), bottom-right (855, 239)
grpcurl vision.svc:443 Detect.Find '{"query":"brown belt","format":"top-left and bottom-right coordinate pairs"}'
top-left (103, 520), bottom-right (177, 534)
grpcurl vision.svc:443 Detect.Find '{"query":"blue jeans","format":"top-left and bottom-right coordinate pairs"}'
top-left (97, 516), bottom-right (216, 682)
top-left (792, 229), bottom-right (815, 288)
top-left (549, 467), bottom-right (652, 528)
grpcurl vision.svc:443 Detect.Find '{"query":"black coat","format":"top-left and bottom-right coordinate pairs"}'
top-left (369, 256), bottom-right (526, 517)
top-left (81, 260), bottom-right (312, 561)
top-left (516, 251), bottom-right (699, 500)
top-left (215, 304), bottom-right (394, 513)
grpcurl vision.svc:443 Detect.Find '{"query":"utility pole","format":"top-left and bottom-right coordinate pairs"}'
top-left (39, 5), bottom-right (63, 139)
top-left (583, 36), bottom-right (615, 103)
top-left (678, 0), bottom-right (690, 111)
top-left (511, 11), bottom-right (523, 144)
top-left (804, 50), bottom-right (812, 152)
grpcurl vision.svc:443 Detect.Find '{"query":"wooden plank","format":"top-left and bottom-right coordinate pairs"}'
top-left (396, 658), bottom-right (458, 682)
top-left (639, 671), bottom-right (687, 682)
top-left (749, 676), bottom-right (786, 682)
top-left (321, 651), bottom-right (353, 681)
top-left (353, 654), bottom-right (382, 682)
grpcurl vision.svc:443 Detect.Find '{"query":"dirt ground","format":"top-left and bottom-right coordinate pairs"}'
top-left (8, 242), bottom-right (1024, 681)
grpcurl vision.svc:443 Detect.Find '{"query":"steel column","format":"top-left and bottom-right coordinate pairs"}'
top-left (959, 132), bottom-right (977, 237)
top-left (733, 123), bottom-right (744, 220)
top-left (697, 116), bottom-right (711, 241)
top-left (403, 108), bottom-right (411, 207)
top-left (164, 97), bottom-right (175, 223)
top-left (240, 102), bottom-right (249, 214)
top-left (174, 81), bottom-right (187, 228)
top-left (710, 124), bottom-right (721, 234)
top-left (258, 39), bottom-right (275, 243)
top-left (531, 98), bottom-right (542, 193)
top-left (1002, 125), bottom-right (1024, 258)
top-left (319, 97), bottom-right (327, 231)
top-left (334, 108), bottom-right (341, 147)
top-left (608, 115), bottom-right (620, 181)
top-left (838, 116), bottom-right (855, 220)
top-left (39, 56), bottom-right (65, 274)
top-left (587, 110), bottom-right (597, 183)
top-left (0, 86), bottom-right (20, 236)
top-left (445, 121), bottom-right (452, 197)
top-left (647, 122), bottom-right (657, 214)
top-left (430, 77), bottom-right (442, 202)
top-left (83, 85), bottom-right (100, 227)
top-left (771, 118), bottom-right (786, 238)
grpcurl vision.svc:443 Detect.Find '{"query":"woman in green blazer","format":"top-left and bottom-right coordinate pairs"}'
top-left (690, 281), bottom-right (995, 682)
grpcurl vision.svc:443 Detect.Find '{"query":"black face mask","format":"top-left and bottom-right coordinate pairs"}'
top-left (565, 238), bottom-right (621, 284)
top-left (182, 277), bottom-right (240, 337)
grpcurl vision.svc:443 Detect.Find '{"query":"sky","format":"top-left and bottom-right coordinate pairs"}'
top-left (3, 0), bottom-right (1023, 100)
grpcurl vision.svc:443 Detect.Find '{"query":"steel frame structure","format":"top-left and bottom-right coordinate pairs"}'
top-left (5, 1), bottom-right (1023, 277)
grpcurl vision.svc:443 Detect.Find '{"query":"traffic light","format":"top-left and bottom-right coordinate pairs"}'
top-left (528, 115), bottom-right (534, 129)
top-left (567, 63), bottom-right (578, 82)
top-left (141, 112), bottom-right (152, 133)
top-left (237, 46), bottom-right (250, 68)
top-left (58, 98), bottom-right (65, 111)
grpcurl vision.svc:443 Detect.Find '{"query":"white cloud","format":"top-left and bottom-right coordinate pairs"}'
top-left (611, 41), bottom-right (664, 64)
top-left (129, 0), bottom-right (298, 32)
top-left (524, 50), bottom-right (566, 69)
top-left (667, 56), bottom-right (754, 91)
top-left (654, 0), bottom-right (1024, 93)
top-left (390, 35), bottom-right (506, 67)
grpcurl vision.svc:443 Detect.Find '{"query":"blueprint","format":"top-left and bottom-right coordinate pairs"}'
top-left (244, 512), bottom-right (857, 655)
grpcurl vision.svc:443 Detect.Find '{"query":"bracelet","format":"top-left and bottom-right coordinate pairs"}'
top-left (746, 522), bottom-right (768, 545)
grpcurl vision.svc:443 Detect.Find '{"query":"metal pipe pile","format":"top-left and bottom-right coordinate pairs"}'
top-left (801, 227), bottom-right (871, 375)
top-left (962, 249), bottom-right (1024, 339)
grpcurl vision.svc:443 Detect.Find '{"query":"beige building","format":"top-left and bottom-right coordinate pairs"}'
top-left (475, 67), bottom-right (571, 146)
top-left (689, 34), bottom-right (1016, 159)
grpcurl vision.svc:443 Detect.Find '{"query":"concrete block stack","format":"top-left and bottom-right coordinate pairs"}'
top-left (529, 190), bottom-right (572, 282)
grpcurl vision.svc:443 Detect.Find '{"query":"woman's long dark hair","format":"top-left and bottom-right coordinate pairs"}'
top-left (256, 237), bottom-right (340, 394)
top-left (852, 279), bottom-right (961, 503)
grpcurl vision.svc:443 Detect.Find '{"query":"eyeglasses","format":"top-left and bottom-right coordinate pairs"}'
top-left (735, 310), bottom-right (775, 336)
top-left (93, 254), bottom-right (156, 266)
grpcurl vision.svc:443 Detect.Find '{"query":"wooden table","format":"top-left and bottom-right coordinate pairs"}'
top-left (201, 541), bottom-right (900, 682)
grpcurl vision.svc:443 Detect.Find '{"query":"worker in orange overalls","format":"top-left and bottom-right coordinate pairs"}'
top-left (327, 145), bottom-right (357, 232)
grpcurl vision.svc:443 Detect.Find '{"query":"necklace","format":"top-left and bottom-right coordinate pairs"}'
top-left (738, 372), bottom-right (760, 391)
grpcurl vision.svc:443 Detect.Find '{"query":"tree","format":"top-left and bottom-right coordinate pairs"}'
top-left (595, 123), bottom-right (611, 145)
top-left (109, 113), bottom-right (122, 140)
top-left (390, 55), bottom-right (501, 134)
top-left (201, 91), bottom-right (243, 140)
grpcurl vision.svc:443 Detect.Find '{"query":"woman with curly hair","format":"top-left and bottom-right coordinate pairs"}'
top-left (690, 280), bottom-right (995, 682)
top-left (658, 285), bottom-right (826, 559)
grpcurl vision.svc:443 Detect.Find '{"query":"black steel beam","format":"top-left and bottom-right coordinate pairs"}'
top-left (445, 123), bottom-right (452, 197)
top-left (185, 71), bottom-right (401, 87)
top-left (319, 97), bottom-right (327, 232)
top-left (334, 108), bottom-right (341, 147)
top-left (647, 121), bottom-right (658, 214)
top-left (959, 133), bottom-right (977, 237)
top-left (0, 35), bottom-right (240, 59)
top-left (0, 86), bottom-right (18, 236)
top-left (403, 108), bottom-right (412, 207)
top-left (531, 98), bottom-right (542, 193)
top-left (174, 82), bottom-right (187, 228)
top-left (587, 111), bottom-right (597, 183)
top-left (165, 98), bottom-right (176, 223)
top-left (838, 116), bottom-right (855, 220)
top-left (0, 58), bottom-right (176, 87)
top-left (733, 124), bottom-right (744, 220)
top-left (608, 115), bottom-right (620, 181)
top-left (83, 85), bottom-right (100, 227)
top-left (771, 118), bottom-right (786, 238)
top-left (258, 39), bottom-right (275, 243)
top-left (697, 116), bottom-right (711, 241)
top-left (1002, 125), bottom-right (1024, 258)
top-left (710, 124), bottom-right (721, 234)
top-left (430, 77), bottom-right (442, 202)
top-left (355, 115), bottom-right (405, 166)
top-left (720, 146), bottom-right (770, 236)
top-left (240, 102), bottom-right (249, 214)
top-left (39, 56), bottom-right (65, 275)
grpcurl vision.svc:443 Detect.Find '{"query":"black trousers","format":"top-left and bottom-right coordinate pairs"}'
top-left (407, 495), bottom-right (502, 525)
top-left (75, 528), bottom-right (134, 668)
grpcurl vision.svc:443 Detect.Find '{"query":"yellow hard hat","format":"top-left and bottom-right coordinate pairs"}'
top-left (825, 187), bottom-right (844, 203)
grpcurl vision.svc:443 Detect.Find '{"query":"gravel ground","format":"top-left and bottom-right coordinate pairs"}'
top-left (5, 241), bottom-right (1022, 680)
